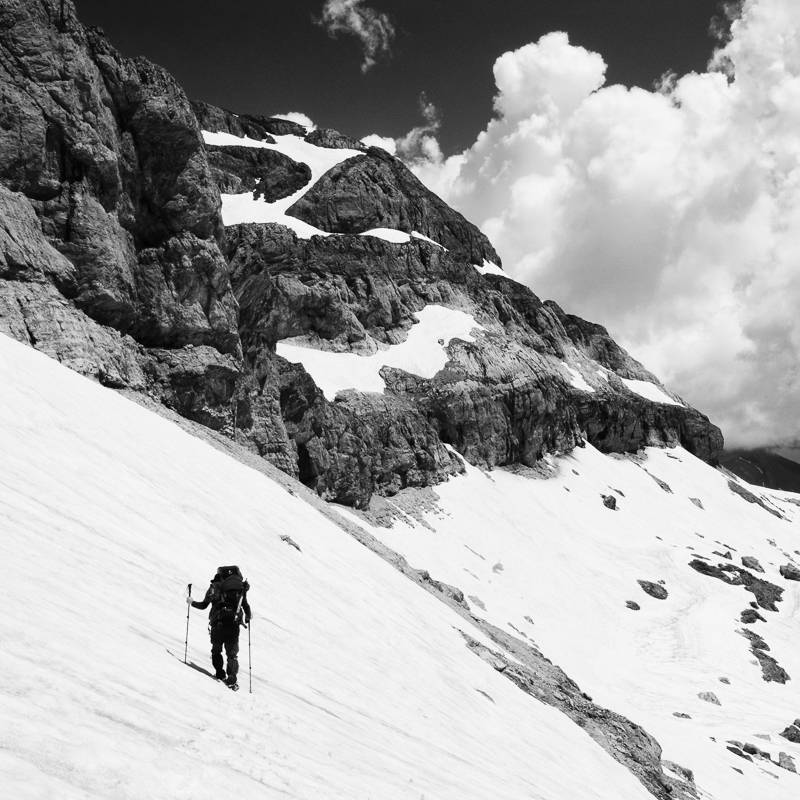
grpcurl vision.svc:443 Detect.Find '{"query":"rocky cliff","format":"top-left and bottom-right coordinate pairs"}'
top-left (0, 0), bottom-right (722, 509)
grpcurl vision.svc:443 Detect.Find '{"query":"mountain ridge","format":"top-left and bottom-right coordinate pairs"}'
top-left (0, 0), bottom-right (722, 509)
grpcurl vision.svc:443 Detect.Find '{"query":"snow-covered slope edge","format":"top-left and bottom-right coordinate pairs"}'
top-left (338, 445), bottom-right (800, 800)
top-left (0, 332), bottom-right (686, 800)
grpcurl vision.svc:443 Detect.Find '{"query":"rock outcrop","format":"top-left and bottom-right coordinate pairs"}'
top-left (286, 146), bottom-right (500, 265)
top-left (206, 146), bottom-right (311, 199)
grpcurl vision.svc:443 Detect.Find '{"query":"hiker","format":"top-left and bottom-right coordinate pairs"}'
top-left (187, 565), bottom-right (251, 688)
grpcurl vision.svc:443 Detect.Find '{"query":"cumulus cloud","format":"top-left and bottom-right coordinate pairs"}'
top-left (273, 111), bottom-right (316, 129)
top-left (316, 0), bottom-right (395, 73)
top-left (403, 1), bottom-right (800, 448)
top-left (360, 133), bottom-right (397, 153)
top-left (395, 92), bottom-right (444, 163)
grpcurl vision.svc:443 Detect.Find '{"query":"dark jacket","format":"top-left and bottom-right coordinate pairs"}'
top-left (192, 579), bottom-right (251, 626)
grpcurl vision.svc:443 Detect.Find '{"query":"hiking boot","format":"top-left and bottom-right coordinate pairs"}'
top-left (225, 675), bottom-right (237, 687)
top-left (214, 670), bottom-right (226, 680)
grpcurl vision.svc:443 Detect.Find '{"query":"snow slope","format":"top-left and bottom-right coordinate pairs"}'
top-left (340, 446), bottom-right (800, 800)
top-left (0, 333), bottom-right (659, 800)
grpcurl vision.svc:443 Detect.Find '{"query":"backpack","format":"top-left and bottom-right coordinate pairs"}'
top-left (211, 565), bottom-right (249, 624)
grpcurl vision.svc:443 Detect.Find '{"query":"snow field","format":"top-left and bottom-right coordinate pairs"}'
top-left (0, 333), bottom-right (657, 800)
top-left (341, 445), bottom-right (800, 800)
top-left (276, 305), bottom-right (483, 400)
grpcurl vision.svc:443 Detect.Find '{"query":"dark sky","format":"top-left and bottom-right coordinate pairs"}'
top-left (76, 0), bottom-right (725, 154)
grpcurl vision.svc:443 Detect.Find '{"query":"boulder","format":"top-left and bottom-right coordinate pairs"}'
top-left (779, 563), bottom-right (800, 581)
top-left (778, 752), bottom-right (797, 773)
top-left (638, 580), bottom-right (668, 600)
top-left (741, 556), bottom-right (764, 573)
top-left (780, 722), bottom-right (800, 743)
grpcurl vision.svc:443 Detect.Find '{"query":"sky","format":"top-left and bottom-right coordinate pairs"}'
top-left (77, 0), bottom-right (723, 155)
top-left (76, 0), bottom-right (800, 449)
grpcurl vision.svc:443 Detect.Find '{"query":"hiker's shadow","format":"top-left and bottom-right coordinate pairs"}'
top-left (167, 649), bottom-right (215, 679)
top-left (185, 660), bottom-right (215, 679)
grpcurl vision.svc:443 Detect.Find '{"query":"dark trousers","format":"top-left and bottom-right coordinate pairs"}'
top-left (210, 619), bottom-right (240, 680)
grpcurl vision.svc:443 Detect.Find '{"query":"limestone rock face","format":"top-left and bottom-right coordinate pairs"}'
top-left (222, 210), bottom-right (721, 504)
top-left (0, 1), bottom-right (723, 510)
top-left (0, 0), bottom-right (238, 349)
top-left (0, 0), bottom-right (251, 444)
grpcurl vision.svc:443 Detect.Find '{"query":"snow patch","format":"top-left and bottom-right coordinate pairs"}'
top-left (411, 230), bottom-right (446, 248)
top-left (202, 130), bottom-right (363, 234)
top-left (621, 378), bottom-right (682, 406)
top-left (276, 305), bottom-right (482, 400)
top-left (474, 259), bottom-right (506, 277)
top-left (359, 228), bottom-right (445, 247)
top-left (202, 130), bottom-right (269, 149)
top-left (564, 365), bottom-right (595, 393)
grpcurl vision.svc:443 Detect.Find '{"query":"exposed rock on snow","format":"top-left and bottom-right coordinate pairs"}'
top-left (602, 493), bottom-right (618, 510)
top-left (698, 692), bottom-right (721, 705)
top-left (726, 745), bottom-right (752, 761)
top-left (727, 480), bottom-right (785, 519)
top-left (638, 580), bottom-right (669, 600)
top-left (780, 721), bottom-right (800, 743)
top-left (741, 556), bottom-right (765, 573)
top-left (280, 534), bottom-right (302, 552)
top-left (779, 563), bottom-right (800, 581)
top-left (740, 608), bottom-right (766, 624)
top-left (778, 752), bottom-right (797, 773)
top-left (739, 629), bottom-right (791, 684)
top-left (462, 631), bottom-right (695, 800)
top-left (688, 559), bottom-right (784, 611)
top-left (645, 471), bottom-right (673, 493)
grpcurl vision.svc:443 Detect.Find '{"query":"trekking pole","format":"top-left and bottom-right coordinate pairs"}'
top-left (184, 583), bottom-right (192, 664)
top-left (248, 620), bottom-right (252, 694)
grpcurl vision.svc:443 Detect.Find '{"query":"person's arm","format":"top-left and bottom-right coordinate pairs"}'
top-left (242, 593), bottom-right (251, 622)
top-left (190, 586), bottom-right (213, 610)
